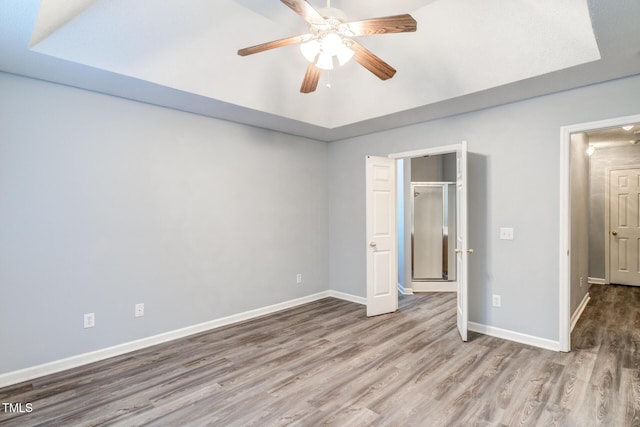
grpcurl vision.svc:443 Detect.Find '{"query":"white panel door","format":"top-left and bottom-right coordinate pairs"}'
top-left (366, 156), bottom-right (398, 317)
top-left (610, 168), bottom-right (640, 286)
top-left (456, 142), bottom-right (469, 341)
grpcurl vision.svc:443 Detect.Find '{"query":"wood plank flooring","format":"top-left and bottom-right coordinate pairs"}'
top-left (1, 284), bottom-right (640, 426)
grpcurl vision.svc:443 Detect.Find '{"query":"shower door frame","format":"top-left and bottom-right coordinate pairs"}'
top-left (411, 182), bottom-right (454, 282)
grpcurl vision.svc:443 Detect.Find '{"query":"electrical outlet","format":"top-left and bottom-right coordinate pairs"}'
top-left (84, 313), bottom-right (95, 328)
top-left (296, 273), bottom-right (302, 284)
top-left (492, 295), bottom-right (501, 307)
top-left (499, 227), bottom-right (514, 240)
top-left (135, 303), bottom-right (144, 318)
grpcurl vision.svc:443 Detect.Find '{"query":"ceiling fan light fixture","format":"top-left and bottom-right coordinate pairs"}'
top-left (623, 125), bottom-right (635, 131)
top-left (301, 32), bottom-right (353, 69)
top-left (237, 0), bottom-right (417, 93)
top-left (320, 32), bottom-right (342, 56)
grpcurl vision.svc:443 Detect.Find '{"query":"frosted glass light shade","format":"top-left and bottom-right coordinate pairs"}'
top-left (316, 51), bottom-right (334, 70)
top-left (300, 40), bottom-right (320, 63)
top-left (321, 33), bottom-right (342, 56)
top-left (336, 43), bottom-right (354, 66)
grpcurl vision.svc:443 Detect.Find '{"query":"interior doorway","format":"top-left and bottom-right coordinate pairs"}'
top-left (365, 142), bottom-right (470, 342)
top-left (560, 113), bottom-right (640, 351)
top-left (400, 154), bottom-right (458, 293)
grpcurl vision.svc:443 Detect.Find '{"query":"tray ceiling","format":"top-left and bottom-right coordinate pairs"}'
top-left (1, 0), bottom-right (640, 141)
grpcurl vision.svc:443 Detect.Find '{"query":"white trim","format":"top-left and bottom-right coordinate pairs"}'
top-left (412, 281), bottom-right (456, 292)
top-left (588, 277), bottom-right (606, 285)
top-left (329, 290), bottom-right (366, 305)
top-left (468, 322), bottom-right (561, 352)
top-left (0, 291), bottom-right (345, 388)
top-left (397, 282), bottom-right (414, 295)
top-left (559, 125), bottom-right (571, 352)
top-left (388, 144), bottom-right (461, 160)
top-left (559, 113), bottom-right (640, 353)
top-left (386, 143), bottom-right (465, 331)
top-left (605, 165), bottom-right (611, 285)
top-left (571, 293), bottom-right (591, 332)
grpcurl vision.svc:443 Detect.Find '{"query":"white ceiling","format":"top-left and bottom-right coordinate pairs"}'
top-left (1, 0), bottom-right (640, 141)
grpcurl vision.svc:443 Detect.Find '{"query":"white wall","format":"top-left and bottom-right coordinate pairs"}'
top-left (328, 73), bottom-right (640, 342)
top-left (0, 72), bottom-right (329, 374)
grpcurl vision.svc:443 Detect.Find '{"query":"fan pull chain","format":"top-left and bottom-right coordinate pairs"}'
top-left (326, 70), bottom-right (331, 89)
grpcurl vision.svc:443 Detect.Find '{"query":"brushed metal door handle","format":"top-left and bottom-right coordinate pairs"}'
top-left (612, 231), bottom-right (618, 236)
top-left (369, 241), bottom-right (377, 247)
top-left (467, 249), bottom-right (474, 254)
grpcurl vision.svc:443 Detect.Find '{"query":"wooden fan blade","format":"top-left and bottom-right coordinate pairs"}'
top-left (238, 35), bottom-right (304, 56)
top-left (300, 62), bottom-right (321, 93)
top-left (280, 0), bottom-right (326, 25)
top-left (347, 14), bottom-right (417, 36)
top-left (349, 41), bottom-right (396, 80)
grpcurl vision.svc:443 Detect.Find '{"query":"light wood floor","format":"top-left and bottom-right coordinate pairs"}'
top-left (1, 284), bottom-right (640, 426)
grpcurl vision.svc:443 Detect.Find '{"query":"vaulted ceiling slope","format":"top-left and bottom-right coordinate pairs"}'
top-left (1, 0), bottom-right (639, 141)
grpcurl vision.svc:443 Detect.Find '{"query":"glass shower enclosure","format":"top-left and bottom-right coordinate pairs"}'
top-left (411, 182), bottom-right (456, 281)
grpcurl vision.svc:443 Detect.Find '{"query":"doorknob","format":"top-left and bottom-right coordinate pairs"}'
top-left (467, 249), bottom-right (474, 254)
top-left (369, 241), bottom-right (377, 247)
top-left (612, 231), bottom-right (618, 236)
top-left (455, 248), bottom-right (463, 253)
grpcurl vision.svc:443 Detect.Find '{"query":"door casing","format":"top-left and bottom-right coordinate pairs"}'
top-left (559, 113), bottom-right (640, 352)
top-left (384, 143), bottom-right (468, 340)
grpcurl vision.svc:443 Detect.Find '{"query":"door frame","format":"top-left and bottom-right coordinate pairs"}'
top-left (387, 144), bottom-right (465, 333)
top-left (559, 113), bottom-right (640, 352)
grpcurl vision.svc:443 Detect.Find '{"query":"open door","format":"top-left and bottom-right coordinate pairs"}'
top-left (609, 167), bottom-right (640, 286)
top-left (366, 155), bottom-right (398, 316)
top-left (456, 142), bottom-right (469, 341)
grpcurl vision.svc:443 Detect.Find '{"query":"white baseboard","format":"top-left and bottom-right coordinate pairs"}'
top-left (397, 282), bottom-right (414, 295)
top-left (588, 277), bottom-right (605, 285)
top-left (412, 281), bottom-right (456, 292)
top-left (1, 290), bottom-right (364, 389)
top-left (329, 290), bottom-right (366, 305)
top-left (468, 322), bottom-right (560, 352)
top-left (571, 293), bottom-right (591, 332)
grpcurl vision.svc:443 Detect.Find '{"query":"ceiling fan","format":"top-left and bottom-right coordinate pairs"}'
top-left (237, 0), bottom-right (417, 93)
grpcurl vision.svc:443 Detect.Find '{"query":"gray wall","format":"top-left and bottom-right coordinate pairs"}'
top-left (589, 144), bottom-right (640, 279)
top-left (0, 72), bottom-right (329, 374)
top-left (328, 73), bottom-right (640, 342)
top-left (570, 133), bottom-right (590, 314)
top-left (410, 153), bottom-right (456, 183)
top-left (411, 156), bottom-right (443, 182)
